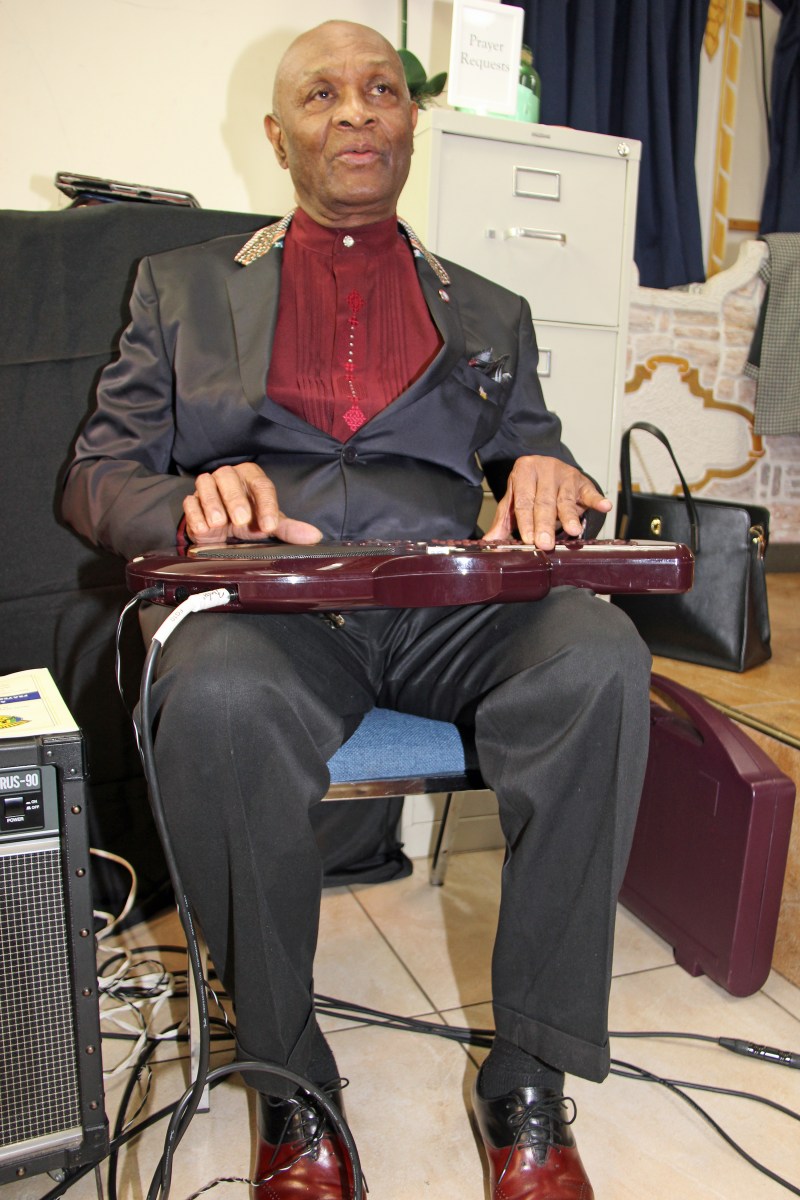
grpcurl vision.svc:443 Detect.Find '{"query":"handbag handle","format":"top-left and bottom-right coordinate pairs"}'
top-left (618, 421), bottom-right (701, 554)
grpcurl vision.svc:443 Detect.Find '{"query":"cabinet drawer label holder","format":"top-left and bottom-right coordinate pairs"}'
top-left (513, 166), bottom-right (561, 201)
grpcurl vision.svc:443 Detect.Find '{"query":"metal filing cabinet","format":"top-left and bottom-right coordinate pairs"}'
top-left (399, 108), bottom-right (641, 512)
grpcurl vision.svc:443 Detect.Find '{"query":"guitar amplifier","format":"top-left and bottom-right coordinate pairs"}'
top-left (0, 732), bottom-right (108, 1184)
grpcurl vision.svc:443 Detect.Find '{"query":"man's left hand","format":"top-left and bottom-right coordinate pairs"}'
top-left (483, 455), bottom-right (612, 549)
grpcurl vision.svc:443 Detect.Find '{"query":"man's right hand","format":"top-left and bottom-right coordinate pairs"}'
top-left (183, 462), bottom-right (323, 545)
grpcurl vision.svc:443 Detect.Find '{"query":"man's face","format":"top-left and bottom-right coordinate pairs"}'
top-left (266, 23), bottom-right (418, 228)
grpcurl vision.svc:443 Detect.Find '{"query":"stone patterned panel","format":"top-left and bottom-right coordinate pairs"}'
top-left (624, 241), bottom-right (799, 545)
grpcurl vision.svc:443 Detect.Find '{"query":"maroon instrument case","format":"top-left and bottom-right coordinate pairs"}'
top-left (620, 674), bottom-right (795, 997)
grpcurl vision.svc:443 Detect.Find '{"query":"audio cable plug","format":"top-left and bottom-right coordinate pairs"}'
top-left (152, 588), bottom-right (235, 647)
top-left (719, 1038), bottom-right (800, 1069)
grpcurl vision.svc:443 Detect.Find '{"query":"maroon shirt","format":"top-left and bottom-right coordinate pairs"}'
top-left (267, 208), bottom-right (442, 442)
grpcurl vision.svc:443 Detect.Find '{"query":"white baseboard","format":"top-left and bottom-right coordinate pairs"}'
top-left (400, 789), bottom-right (504, 860)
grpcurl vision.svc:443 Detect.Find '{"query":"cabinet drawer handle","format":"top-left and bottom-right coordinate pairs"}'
top-left (505, 227), bottom-right (567, 245)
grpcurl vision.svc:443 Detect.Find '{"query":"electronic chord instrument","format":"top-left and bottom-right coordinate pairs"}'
top-left (126, 538), bottom-right (694, 613)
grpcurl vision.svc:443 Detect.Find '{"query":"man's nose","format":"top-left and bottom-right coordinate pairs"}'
top-left (335, 88), bottom-right (375, 127)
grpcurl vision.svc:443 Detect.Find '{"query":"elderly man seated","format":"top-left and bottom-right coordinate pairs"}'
top-left (62, 20), bottom-right (651, 1199)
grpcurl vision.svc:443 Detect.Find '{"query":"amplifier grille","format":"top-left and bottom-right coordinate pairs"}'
top-left (0, 846), bottom-right (81, 1149)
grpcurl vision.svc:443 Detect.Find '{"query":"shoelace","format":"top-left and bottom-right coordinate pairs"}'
top-left (498, 1093), bottom-right (577, 1184)
top-left (185, 1081), bottom-right (358, 1198)
top-left (267, 1078), bottom-right (350, 1172)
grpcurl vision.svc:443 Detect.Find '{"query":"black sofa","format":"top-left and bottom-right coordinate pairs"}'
top-left (0, 202), bottom-right (409, 922)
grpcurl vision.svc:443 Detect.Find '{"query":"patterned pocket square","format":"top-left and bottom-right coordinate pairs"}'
top-left (468, 348), bottom-right (511, 383)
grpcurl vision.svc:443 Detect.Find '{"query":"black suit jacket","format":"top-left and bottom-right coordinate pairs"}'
top-left (62, 218), bottom-right (579, 560)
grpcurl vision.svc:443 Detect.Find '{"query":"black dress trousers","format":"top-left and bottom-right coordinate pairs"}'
top-left (149, 586), bottom-right (651, 1092)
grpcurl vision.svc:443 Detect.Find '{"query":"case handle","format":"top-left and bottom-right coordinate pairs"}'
top-left (650, 673), bottom-right (767, 774)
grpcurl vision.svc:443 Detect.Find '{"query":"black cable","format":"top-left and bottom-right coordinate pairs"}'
top-left (100, 1025), bottom-right (232, 1045)
top-left (610, 1028), bottom-right (800, 1069)
top-left (611, 1057), bottom-right (800, 1196)
top-left (132, 594), bottom-right (366, 1200)
top-left (315, 993), bottom-right (495, 1047)
top-left (136, 636), bottom-right (213, 1200)
top-left (115, 586), bottom-right (163, 716)
top-left (162, 1061), bottom-right (364, 1199)
top-left (611, 1062), bottom-right (800, 1124)
top-left (44, 972), bottom-right (800, 1197)
top-left (36, 1081), bottom-right (226, 1200)
top-left (38, 1034), bottom-right (800, 1200)
top-left (609, 1028), bottom-right (718, 1045)
top-left (105, 1019), bottom-right (232, 1200)
top-left (315, 997), bottom-right (800, 1193)
top-left (108, 1035), bottom-right (163, 1200)
top-left (318, 993), bottom-right (800, 1075)
top-left (117, 943), bottom-right (208, 959)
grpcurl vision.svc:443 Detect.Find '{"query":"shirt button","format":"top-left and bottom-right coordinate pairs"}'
top-left (342, 235), bottom-right (355, 248)
top-left (342, 446), bottom-right (358, 464)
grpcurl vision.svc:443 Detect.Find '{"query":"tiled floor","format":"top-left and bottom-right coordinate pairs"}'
top-left (8, 576), bottom-right (800, 1200)
top-left (7, 856), bottom-right (800, 1200)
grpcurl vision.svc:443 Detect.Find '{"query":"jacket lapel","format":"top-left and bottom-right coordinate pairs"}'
top-left (416, 258), bottom-right (465, 383)
top-left (226, 249), bottom-right (281, 409)
top-left (364, 256), bottom-right (466, 423)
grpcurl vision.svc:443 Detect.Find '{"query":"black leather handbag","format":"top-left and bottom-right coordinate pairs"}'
top-left (612, 422), bottom-right (772, 672)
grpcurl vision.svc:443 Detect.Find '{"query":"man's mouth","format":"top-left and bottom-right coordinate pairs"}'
top-left (336, 145), bottom-right (382, 164)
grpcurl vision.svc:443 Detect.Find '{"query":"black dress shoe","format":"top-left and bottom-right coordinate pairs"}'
top-left (252, 1083), bottom-right (356, 1198)
top-left (473, 1079), bottom-right (594, 1199)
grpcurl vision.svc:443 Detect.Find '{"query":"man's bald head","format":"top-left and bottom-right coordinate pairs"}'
top-left (272, 21), bottom-right (409, 118)
top-left (264, 21), bottom-right (417, 228)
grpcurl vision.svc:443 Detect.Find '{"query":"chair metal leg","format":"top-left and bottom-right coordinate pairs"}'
top-left (429, 791), bottom-right (465, 886)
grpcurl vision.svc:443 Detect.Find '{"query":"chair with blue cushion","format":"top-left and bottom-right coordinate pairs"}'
top-left (324, 707), bottom-right (485, 886)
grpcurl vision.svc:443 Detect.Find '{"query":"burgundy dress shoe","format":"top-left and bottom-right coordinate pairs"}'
top-left (252, 1086), bottom-right (356, 1198)
top-left (473, 1080), bottom-right (594, 1199)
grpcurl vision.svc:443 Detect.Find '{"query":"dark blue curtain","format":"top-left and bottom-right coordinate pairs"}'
top-left (760, 0), bottom-right (800, 232)
top-left (504, 0), bottom-right (708, 288)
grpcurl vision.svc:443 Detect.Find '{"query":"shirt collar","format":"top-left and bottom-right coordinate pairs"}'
top-left (289, 207), bottom-right (402, 255)
top-left (234, 207), bottom-right (451, 286)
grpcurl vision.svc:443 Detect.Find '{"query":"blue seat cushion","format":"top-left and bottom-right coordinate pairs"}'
top-left (326, 708), bottom-right (470, 783)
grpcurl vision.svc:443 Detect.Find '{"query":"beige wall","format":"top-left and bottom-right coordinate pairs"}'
top-left (3, 0), bottom-right (777, 270)
top-left (0, 0), bottom-right (453, 216)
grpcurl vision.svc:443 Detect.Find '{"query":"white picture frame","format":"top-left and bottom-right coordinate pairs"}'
top-left (447, 0), bottom-right (525, 115)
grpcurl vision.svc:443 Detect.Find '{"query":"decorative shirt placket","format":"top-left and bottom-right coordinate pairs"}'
top-left (334, 234), bottom-right (367, 437)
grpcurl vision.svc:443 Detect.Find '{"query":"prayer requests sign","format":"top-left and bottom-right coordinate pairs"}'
top-left (447, 0), bottom-right (524, 115)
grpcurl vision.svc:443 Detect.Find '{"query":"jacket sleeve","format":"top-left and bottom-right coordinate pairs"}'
top-left (61, 256), bottom-right (196, 561)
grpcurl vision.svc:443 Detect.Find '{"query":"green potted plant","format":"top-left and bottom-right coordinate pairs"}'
top-left (397, 0), bottom-right (447, 108)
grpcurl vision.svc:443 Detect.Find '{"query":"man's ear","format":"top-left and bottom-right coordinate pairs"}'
top-left (264, 114), bottom-right (289, 170)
